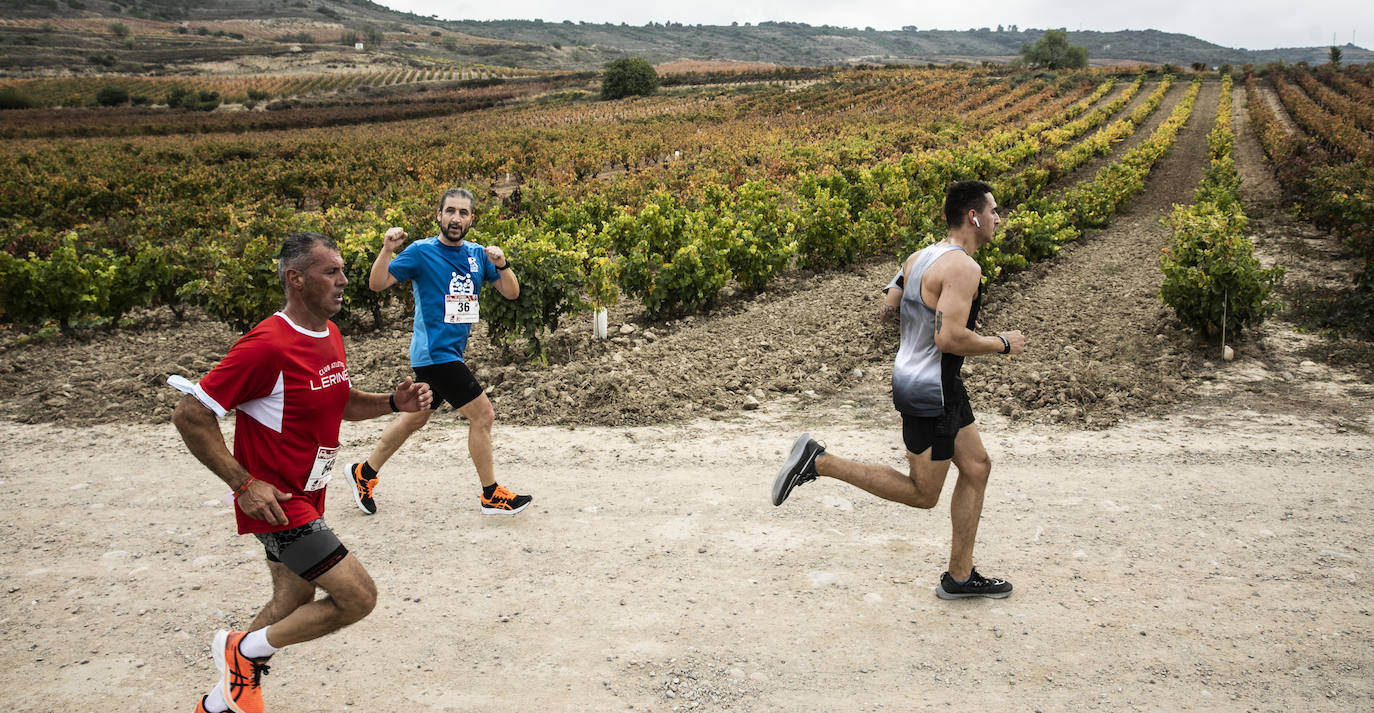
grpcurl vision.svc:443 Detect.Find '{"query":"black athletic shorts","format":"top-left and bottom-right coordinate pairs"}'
top-left (254, 518), bottom-right (348, 581)
top-left (414, 361), bottom-right (485, 411)
top-left (901, 397), bottom-right (975, 461)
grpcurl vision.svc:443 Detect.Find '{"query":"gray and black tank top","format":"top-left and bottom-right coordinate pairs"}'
top-left (888, 243), bottom-right (981, 416)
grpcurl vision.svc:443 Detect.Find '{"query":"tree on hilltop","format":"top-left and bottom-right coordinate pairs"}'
top-left (1021, 29), bottom-right (1088, 69)
top-left (601, 57), bottom-right (658, 100)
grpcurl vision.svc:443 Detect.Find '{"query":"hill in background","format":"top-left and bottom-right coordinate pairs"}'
top-left (0, 0), bottom-right (1369, 76)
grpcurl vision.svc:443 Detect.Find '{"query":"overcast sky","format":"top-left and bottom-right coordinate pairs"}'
top-left (381, 0), bottom-right (1369, 51)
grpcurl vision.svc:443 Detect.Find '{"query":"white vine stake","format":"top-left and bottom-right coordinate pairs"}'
top-left (593, 307), bottom-right (609, 340)
top-left (1222, 288), bottom-right (1234, 361)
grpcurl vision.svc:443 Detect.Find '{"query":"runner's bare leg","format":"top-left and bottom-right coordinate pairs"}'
top-left (456, 393), bottom-right (497, 488)
top-left (364, 408), bottom-right (432, 471)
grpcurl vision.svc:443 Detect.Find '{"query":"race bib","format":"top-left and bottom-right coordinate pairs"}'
top-left (304, 445), bottom-right (339, 492)
top-left (445, 294), bottom-right (479, 324)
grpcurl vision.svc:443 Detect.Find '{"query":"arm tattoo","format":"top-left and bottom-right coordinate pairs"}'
top-left (934, 310), bottom-right (943, 335)
top-left (881, 305), bottom-right (898, 323)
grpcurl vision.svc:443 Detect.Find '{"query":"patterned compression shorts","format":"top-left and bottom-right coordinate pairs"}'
top-left (253, 518), bottom-right (348, 581)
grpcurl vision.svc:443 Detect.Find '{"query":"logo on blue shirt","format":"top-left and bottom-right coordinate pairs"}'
top-left (449, 271), bottom-right (475, 295)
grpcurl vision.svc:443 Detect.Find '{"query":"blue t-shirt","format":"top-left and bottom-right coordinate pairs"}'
top-left (387, 237), bottom-right (500, 367)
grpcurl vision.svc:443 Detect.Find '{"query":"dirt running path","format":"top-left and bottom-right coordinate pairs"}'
top-left (0, 394), bottom-right (1370, 712)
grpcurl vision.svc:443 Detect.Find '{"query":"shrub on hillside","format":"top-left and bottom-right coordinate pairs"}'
top-left (96, 86), bottom-right (130, 107)
top-left (0, 87), bottom-right (33, 110)
top-left (180, 90), bottom-right (220, 111)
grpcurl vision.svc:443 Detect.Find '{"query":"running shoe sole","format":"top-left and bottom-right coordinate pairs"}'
top-left (935, 584), bottom-right (1013, 599)
top-left (772, 433), bottom-right (817, 506)
top-left (211, 630), bottom-right (249, 713)
top-left (212, 629), bottom-right (228, 675)
top-left (480, 500), bottom-right (531, 515)
top-left (212, 629), bottom-right (267, 713)
top-left (346, 463), bottom-right (376, 515)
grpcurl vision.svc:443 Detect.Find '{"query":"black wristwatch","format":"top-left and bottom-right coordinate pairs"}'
top-left (998, 335), bottom-right (1011, 354)
top-left (496, 261), bottom-right (511, 271)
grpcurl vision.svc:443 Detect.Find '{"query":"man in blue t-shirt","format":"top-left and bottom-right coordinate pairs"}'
top-left (347, 188), bottom-right (533, 516)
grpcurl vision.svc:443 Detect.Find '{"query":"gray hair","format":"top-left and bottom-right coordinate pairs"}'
top-left (277, 232), bottom-right (338, 291)
top-left (437, 187), bottom-right (476, 213)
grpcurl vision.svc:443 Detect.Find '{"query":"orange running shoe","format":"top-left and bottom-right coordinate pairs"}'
top-left (480, 484), bottom-right (532, 515)
top-left (212, 630), bottom-right (270, 713)
top-left (347, 462), bottom-right (378, 515)
top-left (193, 695), bottom-right (212, 713)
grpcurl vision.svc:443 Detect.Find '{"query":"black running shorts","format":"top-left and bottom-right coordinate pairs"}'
top-left (413, 360), bottom-right (485, 411)
top-left (901, 397), bottom-right (975, 461)
top-left (254, 519), bottom-right (348, 581)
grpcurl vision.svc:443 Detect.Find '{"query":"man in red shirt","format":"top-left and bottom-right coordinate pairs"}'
top-left (173, 232), bottom-right (431, 713)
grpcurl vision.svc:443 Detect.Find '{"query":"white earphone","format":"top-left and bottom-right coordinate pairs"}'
top-left (972, 216), bottom-right (981, 227)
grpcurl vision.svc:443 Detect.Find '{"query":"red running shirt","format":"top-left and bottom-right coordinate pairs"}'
top-left (192, 312), bottom-right (351, 534)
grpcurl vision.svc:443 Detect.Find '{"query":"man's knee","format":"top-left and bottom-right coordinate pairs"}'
top-left (398, 409), bottom-right (431, 434)
top-left (958, 455), bottom-right (992, 487)
top-left (898, 479), bottom-right (941, 509)
top-left (909, 491), bottom-right (941, 510)
top-left (466, 400), bottom-right (495, 430)
top-left (905, 457), bottom-right (952, 509)
top-left (331, 578), bottom-right (377, 625)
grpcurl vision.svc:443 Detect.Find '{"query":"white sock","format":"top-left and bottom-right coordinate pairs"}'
top-left (204, 683), bottom-right (229, 712)
top-left (239, 627), bottom-right (279, 659)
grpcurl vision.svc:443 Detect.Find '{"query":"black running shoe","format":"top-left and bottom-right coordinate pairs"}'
top-left (347, 462), bottom-right (378, 515)
top-left (935, 568), bottom-right (1012, 599)
top-left (772, 433), bottom-right (825, 506)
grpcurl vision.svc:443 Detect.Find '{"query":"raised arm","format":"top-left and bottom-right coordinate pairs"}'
top-left (369, 227), bottom-right (407, 292)
top-left (485, 245), bottom-right (520, 300)
top-left (342, 378), bottom-right (432, 421)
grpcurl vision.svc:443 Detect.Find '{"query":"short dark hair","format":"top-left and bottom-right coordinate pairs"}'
top-left (437, 187), bottom-right (476, 213)
top-left (944, 180), bottom-right (994, 228)
top-left (277, 231), bottom-right (338, 290)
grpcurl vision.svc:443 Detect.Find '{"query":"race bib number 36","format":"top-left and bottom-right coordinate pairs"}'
top-left (304, 445), bottom-right (339, 492)
top-left (445, 294), bottom-right (479, 324)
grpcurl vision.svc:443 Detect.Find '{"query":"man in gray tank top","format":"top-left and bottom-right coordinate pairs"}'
top-left (772, 180), bottom-right (1027, 599)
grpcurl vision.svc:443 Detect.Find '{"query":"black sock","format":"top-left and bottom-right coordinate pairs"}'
top-left (482, 482), bottom-right (498, 498)
top-left (358, 461), bottom-right (378, 479)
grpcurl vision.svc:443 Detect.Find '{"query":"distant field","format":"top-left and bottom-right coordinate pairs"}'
top-left (655, 59), bottom-right (782, 75)
top-left (0, 63), bottom-right (538, 106)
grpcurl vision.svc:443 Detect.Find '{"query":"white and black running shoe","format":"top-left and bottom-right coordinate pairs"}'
top-left (772, 433), bottom-right (825, 506)
top-left (935, 568), bottom-right (1012, 599)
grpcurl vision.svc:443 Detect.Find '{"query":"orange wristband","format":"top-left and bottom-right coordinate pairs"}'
top-left (232, 476), bottom-right (256, 499)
